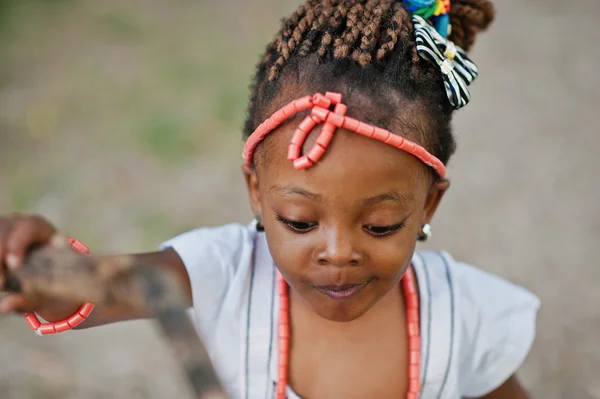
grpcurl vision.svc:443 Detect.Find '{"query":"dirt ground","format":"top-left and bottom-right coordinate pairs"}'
top-left (0, 0), bottom-right (598, 398)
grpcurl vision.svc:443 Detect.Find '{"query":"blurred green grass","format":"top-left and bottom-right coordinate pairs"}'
top-left (0, 2), bottom-right (298, 395)
top-left (0, 0), bottom-right (298, 251)
top-left (1, 1), bottom-right (599, 398)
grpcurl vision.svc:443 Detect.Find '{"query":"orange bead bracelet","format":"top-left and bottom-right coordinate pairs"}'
top-left (23, 238), bottom-right (95, 335)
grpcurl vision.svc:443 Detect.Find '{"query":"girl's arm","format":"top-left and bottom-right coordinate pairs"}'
top-left (76, 248), bottom-right (191, 328)
top-left (474, 375), bottom-right (530, 399)
top-left (0, 213), bottom-right (192, 328)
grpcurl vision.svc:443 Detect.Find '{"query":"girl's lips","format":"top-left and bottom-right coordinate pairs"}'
top-left (315, 281), bottom-right (370, 300)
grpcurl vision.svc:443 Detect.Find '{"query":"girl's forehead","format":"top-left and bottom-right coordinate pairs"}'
top-left (257, 122), bottom-right (429, 200)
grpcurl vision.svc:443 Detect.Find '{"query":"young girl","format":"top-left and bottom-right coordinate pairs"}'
top-left (0, 0), bottom-right (540, 398)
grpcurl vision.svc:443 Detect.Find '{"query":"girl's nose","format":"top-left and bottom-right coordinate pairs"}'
top-left (315, 228), bottom-right (362, 267)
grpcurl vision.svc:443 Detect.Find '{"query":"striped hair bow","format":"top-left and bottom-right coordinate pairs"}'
top-left (412, 15), bottom-right (479, 109)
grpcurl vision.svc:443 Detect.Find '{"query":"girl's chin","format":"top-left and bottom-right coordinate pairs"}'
top-left (308, 294), bottom-right (375, 323)
top-left (313, 304), bottom-right (371, 323)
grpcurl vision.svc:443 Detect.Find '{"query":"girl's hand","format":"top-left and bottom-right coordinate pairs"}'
top-left (0, 212), bottom-right (192, 328)
top-left (0, 213), bottom-right (80, 320)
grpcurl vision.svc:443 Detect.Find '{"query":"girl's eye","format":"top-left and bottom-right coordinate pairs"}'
top-left (364, 222), bottom-right (405, 237)
top-left (276, 215), bottom-right (317, 233)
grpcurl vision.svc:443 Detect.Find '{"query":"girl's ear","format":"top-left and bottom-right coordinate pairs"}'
top-left (422, 178), bottom-right (450, 225)
top-left (242, 164), bottom-right (263, 220)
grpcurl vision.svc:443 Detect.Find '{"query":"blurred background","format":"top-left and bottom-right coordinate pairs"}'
top-left (0, 0), bottom-right (598, 398)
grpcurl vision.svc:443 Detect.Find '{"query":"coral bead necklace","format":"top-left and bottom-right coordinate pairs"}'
top-left (275, 266), bottom-right (421, 399)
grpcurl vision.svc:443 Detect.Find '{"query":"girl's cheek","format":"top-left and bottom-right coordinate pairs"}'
top-left (373, 238), bottom-right (415, 275)
top-left (267, 233), bottom-right (307, 271)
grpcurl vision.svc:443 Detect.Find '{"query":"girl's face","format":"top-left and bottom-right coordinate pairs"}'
top-left (244, 117), bottom-right (448, 322)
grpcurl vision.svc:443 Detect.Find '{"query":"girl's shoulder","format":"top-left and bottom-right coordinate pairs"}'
top-left (160, 222), bottom-right (256, 270)
top-left (159, 223), bottom-right (258, 331)
top-left (413, 250), bottom-right (540, 318)
top-left (413, 250), bottom-right (540, 398)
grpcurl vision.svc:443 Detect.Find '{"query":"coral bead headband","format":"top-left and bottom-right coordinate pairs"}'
top-left (242, 92), bottom-right (447, 178)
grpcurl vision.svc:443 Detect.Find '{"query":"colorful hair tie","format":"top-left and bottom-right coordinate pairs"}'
top-left (412, 15), bottom-right (478, 109)
top-left (404, 0), bottom-right (451, 37)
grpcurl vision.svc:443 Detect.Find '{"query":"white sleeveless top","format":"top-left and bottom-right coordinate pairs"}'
top-left (161, 223), bottom-right (540, 399)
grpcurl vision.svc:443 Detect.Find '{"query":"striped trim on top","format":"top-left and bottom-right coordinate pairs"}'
top-left (413, 251), bottom-right (456, 398)
top-left (245, 232), bottom-right (277, 399)
top-left (436, 252), bottom-right (455, 399)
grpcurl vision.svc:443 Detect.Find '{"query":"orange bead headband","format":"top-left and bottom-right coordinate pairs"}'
top-left (242, 92), bottom-right (446, 178)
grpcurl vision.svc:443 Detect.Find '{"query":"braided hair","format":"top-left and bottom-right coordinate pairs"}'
top-left (243, 0), bottom-right (494, 167)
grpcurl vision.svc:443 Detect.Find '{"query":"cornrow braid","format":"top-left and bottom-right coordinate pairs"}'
top-left (449, 0), bottom-right (494, 51)
top-left (339, 3), bottom-right (367, 61)
top-left (354, 0), bottom-right (383, 66)
top-left (244, 0), bottom-right (495, 168)
top-left (376, 3), bottom-right (404, 61)
top-left (316, 3), bottom-right (346, 58)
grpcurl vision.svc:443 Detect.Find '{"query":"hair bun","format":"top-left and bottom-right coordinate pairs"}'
top-left (448, 0), bottom-right (495, 51)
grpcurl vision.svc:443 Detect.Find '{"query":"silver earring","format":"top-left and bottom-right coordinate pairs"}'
top-left (418, 223), bottom-right (432, 241)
